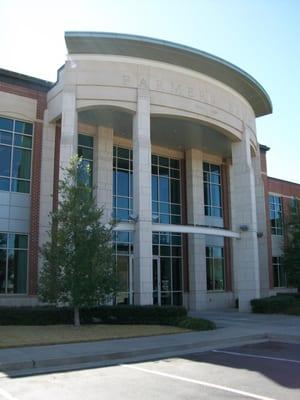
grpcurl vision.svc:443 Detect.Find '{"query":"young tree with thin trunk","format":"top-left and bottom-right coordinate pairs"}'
top-left (39, 156), bottom-right (117, 326)
top-left (283, 202), bottom-right (300, 293)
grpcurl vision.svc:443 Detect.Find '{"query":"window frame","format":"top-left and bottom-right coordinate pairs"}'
top-left (152, 232), bottom-right (183, 306)
top-left (77, 133), bottom-right (94, 189)
top-left (272, 256), bottom-right (287, 288)
top-left (113, 145), bottom-right (133, 222)
top-left (151, 154), bottom-right (182, 225)
top-left (113, 231), bottom-right (134, 305)
top-left (0, 232), bottom-right (29, 295)
top-left (206, 246), bottom-right (226, 291)
top-left (269, 194), bottom-right (283, 235)
top-left (0, 116), bottom-right (34, 194)
top-left (203, 162), bottom-right (223, 218)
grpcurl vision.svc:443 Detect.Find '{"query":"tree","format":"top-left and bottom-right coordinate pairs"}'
top-left (283, 202), bottom-right (300, 293)
top-left (39, 156), bottom-right (117, 326)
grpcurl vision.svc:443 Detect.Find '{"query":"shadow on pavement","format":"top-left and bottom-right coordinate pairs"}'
top-left (183, 341), bottom-right (300, 389)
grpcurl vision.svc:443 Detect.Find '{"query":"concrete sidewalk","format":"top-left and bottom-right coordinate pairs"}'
top-left (0, 310), bottom-right (299, 374)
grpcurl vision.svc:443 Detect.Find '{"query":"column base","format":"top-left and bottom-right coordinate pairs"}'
top-left (238, 290), bottom-right (260, 312)
top-left (134, 292), bottom-right (153, 306)
top-left (188, 290), bottom-right (207, 311)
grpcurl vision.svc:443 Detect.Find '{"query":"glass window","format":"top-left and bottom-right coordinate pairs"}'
top-left (0, 116), bottom-right (33, 193)
top-left (8, 233), bottom-right (28, 249)
top-left (117, 171), bottom-right (129, 197)
top-left (206, 246), bottom-right (225, 291)
top-left (203, 163), bottom-right (222, 218)
top-left (0, 178), bottom-right (10, 191)
top-left (153, 232), bottom-right (183, 306)
top-left (0, 232), bottom-right (28, 294)
top-left (152, 176), bottom-right (158, 201)
top-left (0, 117), bottom-right (13, 131)
top-left (290, 197), bottom-right (300, 218)
top-left (269, 195), bottom-right (283, 235)
top-left (15, 120), bottom-right (33, 135)
top-left (113, 145), bottom-right (133, 222)
top-left (14, 134), bottom-right (32, 149)
top-left (0, 145), bottom-right (11, 177)
top-left (0, 233), bottom-right (7, 248)
top-left (272, 257), bottom-right (287, 287)
top-left (113, 231), bottom-right (133, 305)
top-left (0, 131), bottom-right (12, 145)
top-left (78, 134), bottom-right (93, 147)
top-left (159, 177), bottom-right (169, 202)
top-left (77, 134), bottom-right (94, 188)
top-left (152, 154), bottom-right (181, 224)
top-left (12, 148), bottom-right (31, 179)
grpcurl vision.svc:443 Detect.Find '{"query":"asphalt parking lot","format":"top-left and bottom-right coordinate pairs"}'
top-left (0, 341), bottom-right (299, 400)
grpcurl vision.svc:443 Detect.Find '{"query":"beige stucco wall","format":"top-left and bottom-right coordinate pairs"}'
top-left (47, 55), bottom-right (258, 150)
top-left (43, 52), bottom-right (265, 311)
top-left (0, 91), bottom-right (37, 122)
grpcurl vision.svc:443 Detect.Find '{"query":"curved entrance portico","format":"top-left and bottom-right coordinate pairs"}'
top-left (40, 32), bottom-right (272, 311)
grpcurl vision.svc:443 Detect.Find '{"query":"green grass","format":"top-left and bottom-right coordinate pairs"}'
top-left (0, 324), bottom-right (190, 349)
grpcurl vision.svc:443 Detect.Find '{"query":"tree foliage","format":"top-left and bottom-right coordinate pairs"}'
top-left (283, 203), bottom-right (300, 292)
top-left (39, 156), bottom-right (117, 326)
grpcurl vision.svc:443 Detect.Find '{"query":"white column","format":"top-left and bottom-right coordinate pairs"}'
top-left (252, 151), bottom-right (270, 297)
top-left (96, 126), bottom-right (113, 224)
top-left (231, 127), bottom-right (260, 311)
top-left (59, 85), bottom-right (77, 178)
top-left (133, 88), bottom-right (153, 305)
top-left (185, 149), bottom-right (207, 310)
top-left (38, 110), bottom-right (55, 276)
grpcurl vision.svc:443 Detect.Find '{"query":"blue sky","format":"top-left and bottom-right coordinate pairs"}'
top-left (1, 0), bottom-right (299, 182)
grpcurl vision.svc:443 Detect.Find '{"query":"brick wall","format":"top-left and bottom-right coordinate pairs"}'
top-left (0, 77), bottom-right (49, 295)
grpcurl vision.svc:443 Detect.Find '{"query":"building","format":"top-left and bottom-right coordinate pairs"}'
top-left (0, 32), bottom-right (298, 311)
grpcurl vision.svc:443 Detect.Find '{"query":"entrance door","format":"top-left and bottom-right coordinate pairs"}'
top-left (152, 256), bottom-right (161, 305)
top-left (116, 254), bottom-right (134, 305)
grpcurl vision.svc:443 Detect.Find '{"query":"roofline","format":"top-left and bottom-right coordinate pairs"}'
top-left (65, 32), bottom-right (273, 117)
top-left (0, 68), bottom-right (53, 91)
top-left (259, 144), bottom-right (271, 152)
top-left (268, 176), bottom-right (300, 187)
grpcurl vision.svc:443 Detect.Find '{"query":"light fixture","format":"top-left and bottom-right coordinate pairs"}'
top-left (129, 213), bottom-right (139, 223)
top-left (239, 225), bottom-right (249, 232)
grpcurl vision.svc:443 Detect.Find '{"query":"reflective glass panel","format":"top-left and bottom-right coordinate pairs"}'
top-left (0, 131), bottom-right (12, 145)
top-left (0, 117), bottom-right (13, 131)
top-left (0, 145), bottom-right (11, 177)
top-left (7, 249), bottom-right (27, 294)
top-left (0, 249), bottom-right (6, 293)
top-left (14, 134), bottom-right (32, 149)
top-left (15, 121), bottom-right (33, 135)
top-left (12, 148), bottom-right (31, 179)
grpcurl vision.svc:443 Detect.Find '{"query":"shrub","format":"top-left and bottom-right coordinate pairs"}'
top-left (251, 295), bottom-right (297, 314)
top-left (0, 305), bottom-right (187, 326)
top-left (176, 317), bottom-right (216, 331)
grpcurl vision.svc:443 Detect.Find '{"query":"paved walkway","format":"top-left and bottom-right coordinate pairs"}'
top-left (0, 310), bottom-right (299, 375)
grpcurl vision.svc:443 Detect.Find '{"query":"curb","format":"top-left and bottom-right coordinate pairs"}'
top-left (0, 332), bottom-right (299, 374)
top-left (0, 333), bottom-right (268, 373)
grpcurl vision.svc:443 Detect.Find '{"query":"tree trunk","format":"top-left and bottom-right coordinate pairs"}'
top-left (74, 306), bottom-right (80, 327)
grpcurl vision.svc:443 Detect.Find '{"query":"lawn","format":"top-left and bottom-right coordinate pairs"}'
top-left (0, 324), bottom-right (190, 349)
